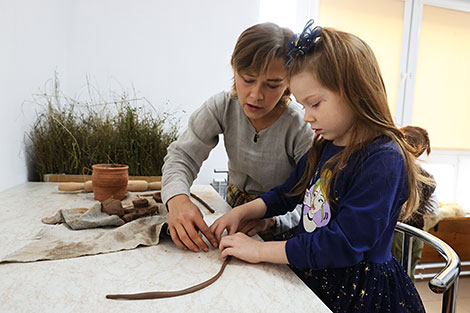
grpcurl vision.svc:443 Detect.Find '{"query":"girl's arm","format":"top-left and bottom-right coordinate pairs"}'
top-left (259, 153), bottom-right (309, 217)
top-left (213, 199), bottom-right (289, 264)
top-left (286, 147), bottom-right (408, 270)
top-left (219, 232), bottom-right (289, 264)
top-left (233, 153), bottom-right (310, 237)
top-left (210, 198), bottom-right (268, 243)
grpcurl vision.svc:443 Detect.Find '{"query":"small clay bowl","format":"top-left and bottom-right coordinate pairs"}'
top-left (91, 164), bottom-right (129, 201)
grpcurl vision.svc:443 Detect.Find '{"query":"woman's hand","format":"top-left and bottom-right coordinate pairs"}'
top-left (167, 194), bottom-right (218, 252)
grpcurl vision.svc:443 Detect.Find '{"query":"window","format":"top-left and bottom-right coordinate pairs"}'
top-left (408, 1), bottom-right (470, 208)
top-left (412, 4), bottom-right (470, 150)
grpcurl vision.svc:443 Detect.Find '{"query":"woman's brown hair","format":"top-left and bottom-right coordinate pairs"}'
top-left (230, 22), bottom-right (293, 107)
top-left (288, 27), bottom-right (433, 220)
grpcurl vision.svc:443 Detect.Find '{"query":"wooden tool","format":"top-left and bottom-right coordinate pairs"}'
top-left (58, 180), bottom-right (161, 192)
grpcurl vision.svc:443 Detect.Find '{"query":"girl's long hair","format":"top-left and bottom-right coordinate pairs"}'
top-left (288, 27), bottom-right (433, 220)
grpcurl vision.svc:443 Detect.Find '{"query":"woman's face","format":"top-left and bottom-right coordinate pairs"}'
top-left (234, 58), bottom-right (288, 125)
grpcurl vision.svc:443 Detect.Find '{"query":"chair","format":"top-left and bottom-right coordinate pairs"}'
top-left (395, 222), bottom-right (461, 313)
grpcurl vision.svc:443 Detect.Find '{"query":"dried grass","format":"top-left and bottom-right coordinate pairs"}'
top-left (26, 75), bottom-right (179, 180)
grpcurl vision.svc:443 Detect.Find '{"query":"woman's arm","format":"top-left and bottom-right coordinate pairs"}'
top-left (162, 92), bottom-right (227, 205)
top-left (162, 92), bottom-right (227, 252)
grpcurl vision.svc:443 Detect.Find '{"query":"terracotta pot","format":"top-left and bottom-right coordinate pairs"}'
top-left (91, 164), bottom-right (129, 201)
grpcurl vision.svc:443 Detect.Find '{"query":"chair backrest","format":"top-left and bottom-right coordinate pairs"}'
top-left (395, 222), bottom-right (461, 313)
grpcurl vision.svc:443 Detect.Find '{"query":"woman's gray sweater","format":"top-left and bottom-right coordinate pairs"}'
top-left (162, 91), bottom-right (313, 233)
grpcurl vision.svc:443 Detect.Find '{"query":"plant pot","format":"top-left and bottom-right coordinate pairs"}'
top-left (91, 164), bottom-right (129, 201)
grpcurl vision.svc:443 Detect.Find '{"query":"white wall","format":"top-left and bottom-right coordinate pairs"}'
top-left (4, 0), bottom-right (466, 212)
top-left (0, 0), bottom-right (68, 191)
top-left (0, 0), bottom-right (260, 191)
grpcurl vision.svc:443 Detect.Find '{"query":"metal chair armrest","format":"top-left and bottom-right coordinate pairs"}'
top-left (395, 222), bottom-right (461, 313)
top-left (396, 222), bottom-right (460, 292)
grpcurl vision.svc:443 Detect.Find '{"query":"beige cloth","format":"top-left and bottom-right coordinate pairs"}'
top-left (41, 203), bottom-right (126, 230)
top-left (0, 200), bottom-right (168, 263)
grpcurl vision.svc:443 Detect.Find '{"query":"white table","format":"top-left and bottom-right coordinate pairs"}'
top-left (0, 183), bottom-right (332, 313)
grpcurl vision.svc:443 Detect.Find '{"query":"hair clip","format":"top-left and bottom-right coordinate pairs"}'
top-left (286, 19), bottom-right (323, 66)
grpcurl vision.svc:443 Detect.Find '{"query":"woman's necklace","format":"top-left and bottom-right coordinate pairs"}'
top-left (250, 104), bottom-right (286, 144)
top-left (253, 132), bottom-right (259, 143)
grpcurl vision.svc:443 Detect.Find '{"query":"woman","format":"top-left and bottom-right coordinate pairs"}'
top-left (162, 22), bottom-right (313, 252)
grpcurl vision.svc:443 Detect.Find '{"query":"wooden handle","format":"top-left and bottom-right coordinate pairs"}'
top-left (127, 180), bottom-right (149, 192)
top-left (127, 180), bottom-right (161, 191)
top-left (59, 180), bottom-right (161, 192)
top-left (148, 181), bottom-right (161, 190)
top-left (84, 181), bottom-right (93, 192)
top-left (58, 182), bottom-right (85, 191)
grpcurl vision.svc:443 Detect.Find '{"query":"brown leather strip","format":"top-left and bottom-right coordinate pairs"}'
top-left (138, 191), bottom-right (215, 213)
top-left (106, 256), bottom-right (231, 300)
top-left (189, 192), bottom-right (215, 213)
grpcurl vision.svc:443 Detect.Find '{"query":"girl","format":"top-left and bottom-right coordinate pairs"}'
top-left (162, 22), bottom-right (314, 252)
top-left (211, 21), bottom-right (429, 312)
top-left (392, 126), bottom-right (438, 282)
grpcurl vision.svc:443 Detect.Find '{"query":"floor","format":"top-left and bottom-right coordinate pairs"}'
top-left (415, 276), bottom-right (470, 313)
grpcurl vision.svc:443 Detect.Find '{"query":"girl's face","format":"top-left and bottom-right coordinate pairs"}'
top-left (290, 71), bottom-right (355, 146)
top-left (234, 58), bottom-right (288, 126)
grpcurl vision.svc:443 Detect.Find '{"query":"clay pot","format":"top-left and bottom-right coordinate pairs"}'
top-left (91, 164), bottom-right (129, 201)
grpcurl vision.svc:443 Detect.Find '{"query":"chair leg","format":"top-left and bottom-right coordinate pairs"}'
top-left (441, 277), bottom-right (459, 313)
top-left (401, 232), bottom-right (413, 275)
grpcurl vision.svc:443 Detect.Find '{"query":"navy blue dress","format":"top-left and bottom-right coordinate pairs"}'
top-left (260, 136), bottom-right (425, 312)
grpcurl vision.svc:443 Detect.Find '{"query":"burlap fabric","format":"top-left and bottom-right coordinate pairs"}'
top-left (0, 195), bottom-right (168, 263)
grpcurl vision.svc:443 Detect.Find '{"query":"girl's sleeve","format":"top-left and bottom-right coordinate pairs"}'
top-left (259, 153), bottom-right (308, 217)
top-left (285, 148), bottom-right (408, 270)
top-left (161, 93), bottom-right (225, 205)
top-left (425, 190), bottom-right (440, 216)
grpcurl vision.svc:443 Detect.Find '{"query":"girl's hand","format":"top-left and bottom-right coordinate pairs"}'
top-left (238, 217), bottom-right (275, 236)
top-left (219, 232), bottom-right (263, 263)
top-left (211, 198), bottom-right (269, 244)
top-left (210, 210), bottom-right (242, 243)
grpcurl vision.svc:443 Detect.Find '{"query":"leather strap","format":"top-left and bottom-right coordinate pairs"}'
top-left (106, 256), bottom-right (231, 300)
top-left (106, 194), bottom-right (227, 300)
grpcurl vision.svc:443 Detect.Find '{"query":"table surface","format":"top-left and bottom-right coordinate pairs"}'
top-left (0, 182), bottom-right (332, 313)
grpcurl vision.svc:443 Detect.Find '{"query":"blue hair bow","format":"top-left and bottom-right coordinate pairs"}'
top-left (286, 19), bottom-right (323, 66)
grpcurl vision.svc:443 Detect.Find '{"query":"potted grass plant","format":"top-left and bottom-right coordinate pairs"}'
top-left (25, 74), bottom-right (179, 182)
